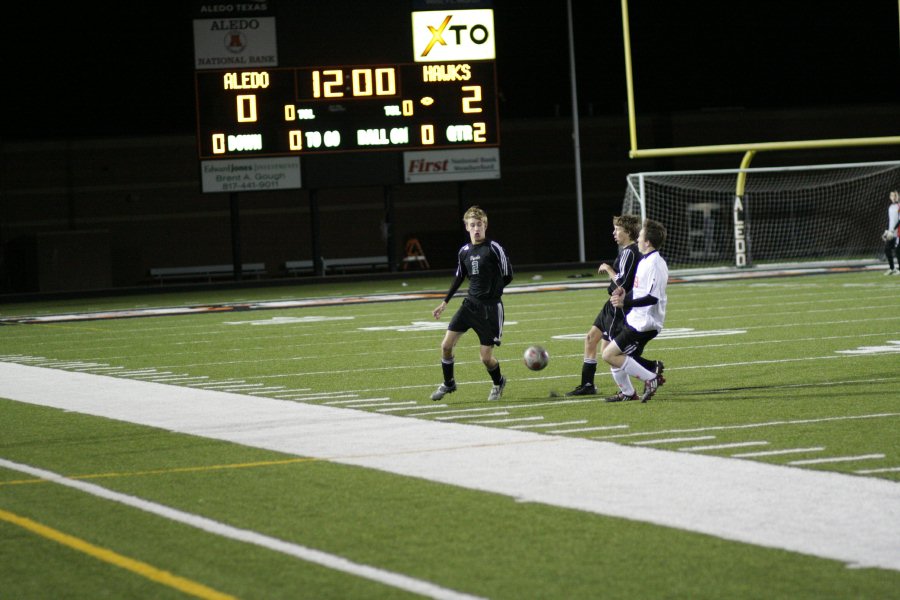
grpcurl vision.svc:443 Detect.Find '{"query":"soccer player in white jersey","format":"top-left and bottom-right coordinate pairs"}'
top-left (431, 205), bottom-right (514, 402)
top-left (602, 219), bottom-right (668, 402)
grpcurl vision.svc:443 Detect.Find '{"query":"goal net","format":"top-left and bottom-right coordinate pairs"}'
top-left (621, 160), bottom-right (900, 268)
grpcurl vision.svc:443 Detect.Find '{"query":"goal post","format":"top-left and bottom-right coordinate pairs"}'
top-left (622, 161), bottom-right (900, 268)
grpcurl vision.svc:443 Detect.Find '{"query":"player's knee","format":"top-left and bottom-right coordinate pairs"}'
top-left (600, 345), bottom-right (618, 364)
top-left (479, 348), bottom-right (495, 368)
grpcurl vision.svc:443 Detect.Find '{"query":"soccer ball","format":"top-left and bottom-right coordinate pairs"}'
top-left (523, 345), bottom-right (550, 371)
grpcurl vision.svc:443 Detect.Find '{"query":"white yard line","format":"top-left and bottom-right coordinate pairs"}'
top-left (1, 363), bottom-right (899, 572)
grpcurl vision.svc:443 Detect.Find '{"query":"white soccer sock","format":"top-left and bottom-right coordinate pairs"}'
top-left (621, 356), bottom-right (655, 381)
top-left (611, 367), bottom-right (635, 395)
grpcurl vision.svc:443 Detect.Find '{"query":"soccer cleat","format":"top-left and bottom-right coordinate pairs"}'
top-left (885, 269), bottom-right (897, 276)
top-left (487, 376), bottom-right (507, 401)
top-left (431, 381), bottom-right (457, 401)
top-left (640, 361), bottom-right (666, 403)
top-left (605, 391), bottom-right (639, 402)
top-left (892, 270), bottom-right (900, 276)
top-left (565, 383), bottom-right (597, 396)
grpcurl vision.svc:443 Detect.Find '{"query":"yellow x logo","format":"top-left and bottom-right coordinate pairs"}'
top-left (421, 15), bottom-right (452, 57)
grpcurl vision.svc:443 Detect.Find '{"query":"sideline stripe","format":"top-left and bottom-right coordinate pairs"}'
top-left (2, 261), bottom-right (882, 325)
top-left (2, 363), bottom-right (899, 573)
top-left (0, 458), bottom-right (484, 600)
top-left (0, 507), bottom-right (237, 600)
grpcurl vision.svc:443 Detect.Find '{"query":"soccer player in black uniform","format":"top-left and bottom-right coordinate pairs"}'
top-left (566, 215), bottom-right (642, 396)
top-left (431, 205), bottom-right (514, 402)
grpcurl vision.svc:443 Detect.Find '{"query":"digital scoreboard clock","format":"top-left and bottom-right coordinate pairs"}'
top-left (194, 61), bottom-right (499, 159)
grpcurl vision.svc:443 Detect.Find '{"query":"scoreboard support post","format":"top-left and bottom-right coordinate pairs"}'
top-left (230, 193), bottom-right (243, 281)
top-left (309, 190), bottom-right (324, 277)
top-left (383, 186), bottom-right (396, 273)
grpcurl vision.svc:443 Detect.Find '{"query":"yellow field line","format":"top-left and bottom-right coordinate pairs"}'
top-left (0, 507), bottom-right (237, 600)
top-left (0, 456), bottom-right (319, 487)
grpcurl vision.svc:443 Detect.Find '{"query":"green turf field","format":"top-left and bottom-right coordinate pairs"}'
top-left (0, 268), bottom-right (898, 599)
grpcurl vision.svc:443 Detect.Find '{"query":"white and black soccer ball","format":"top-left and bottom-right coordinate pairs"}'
top-left (523, 345), bottom-right (550, 371)
top-left (882, 229), bottom-right (897, 242)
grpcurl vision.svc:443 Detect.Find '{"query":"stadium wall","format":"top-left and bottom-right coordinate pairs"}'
top-left (1, 104), bottom-right (898, 294)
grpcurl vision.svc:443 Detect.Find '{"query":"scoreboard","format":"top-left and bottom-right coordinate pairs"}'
top-left (193, 2), bottom-right (499, 191)
top-left (195, 60), bottom-right (498, 158)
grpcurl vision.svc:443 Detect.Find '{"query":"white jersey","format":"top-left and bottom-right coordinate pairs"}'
top-left (626, 250), bottom-right (668, 333)
top-left (889, 203), bottom-right (899, 233)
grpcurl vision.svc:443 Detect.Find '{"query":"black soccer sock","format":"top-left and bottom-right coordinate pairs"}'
top-left (487, 363), bottom-right (503, 385)
top-left (632, 355), bottom-right (656, 373)
top-left (441, 358), bottom-right (455, 385)
top-left (581, 360), bottom-right (597, 386)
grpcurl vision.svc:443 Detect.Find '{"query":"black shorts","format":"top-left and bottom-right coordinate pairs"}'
top-left (448, 297), bottom-right (504, 347)
top-left (612, 324), bottom-right (658, 357)
top-left (593, 301), bottom-right (628, 342)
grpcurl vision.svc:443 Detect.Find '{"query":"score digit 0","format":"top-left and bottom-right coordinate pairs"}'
top-left (236, 95), bottom-right (258, 122)
top-left (421, 124), bottom-right (435, 145)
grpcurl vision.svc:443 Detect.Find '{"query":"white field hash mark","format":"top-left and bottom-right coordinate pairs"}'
top-left (679, 441), bottom-right (769, 452)
top-left (732, 447), bottom-right (825, 458)
top-left (788, 454), bottom-right (886, 466)
top-left (2, 363), bottom-right (900, 573)
top-left (553, 327), bottom-right (745, 341)
top-left (594, 413), bottom-right (900, 440)
top-left (836, 340), bottom-right (900, 355)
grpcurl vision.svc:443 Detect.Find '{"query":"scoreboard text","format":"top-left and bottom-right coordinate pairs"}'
top-left (195, 62), bottom-right (499, 158)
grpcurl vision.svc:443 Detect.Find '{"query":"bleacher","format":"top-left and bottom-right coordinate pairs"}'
top-left (149, 263), bottom-right (266, 284)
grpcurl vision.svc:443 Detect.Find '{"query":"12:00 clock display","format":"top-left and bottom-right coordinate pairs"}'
top-left (194, 61), bottom-right (499, 158)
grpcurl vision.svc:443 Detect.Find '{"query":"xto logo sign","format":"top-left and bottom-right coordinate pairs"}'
top-left (412, 9), bottom-right (495, 62)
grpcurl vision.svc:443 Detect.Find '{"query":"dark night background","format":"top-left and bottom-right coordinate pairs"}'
top-left (2, 1), bottom-right (898, 294)
top-left (5, 1), bottom-right (899, 141)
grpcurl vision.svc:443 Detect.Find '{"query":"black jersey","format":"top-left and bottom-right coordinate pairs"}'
top-left (607, 242), bottom-right (640, 296)
top-left (443, 239), bottom-right (513, 303)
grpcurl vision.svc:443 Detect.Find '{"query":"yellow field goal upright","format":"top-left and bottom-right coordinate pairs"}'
top-left (619, 0), bottom-right (900, 166)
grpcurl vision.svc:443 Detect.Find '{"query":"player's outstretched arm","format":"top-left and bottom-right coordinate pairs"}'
top-left (598, 263), bottom-right (615, 278)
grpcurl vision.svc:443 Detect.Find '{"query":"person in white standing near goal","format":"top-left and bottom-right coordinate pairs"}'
top-left (883, 190), bottom-right (900, 275)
